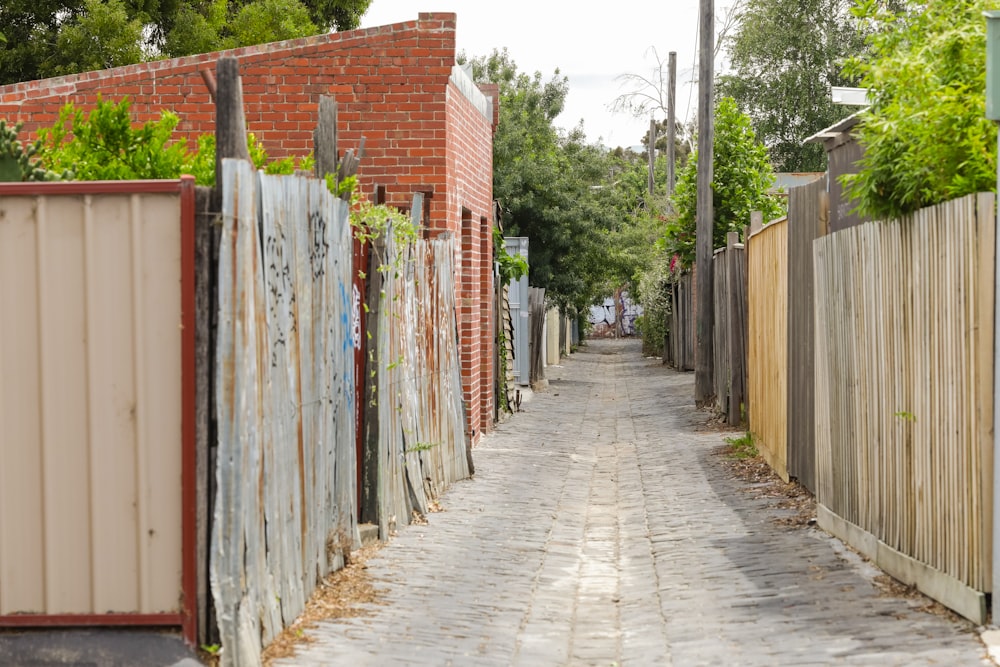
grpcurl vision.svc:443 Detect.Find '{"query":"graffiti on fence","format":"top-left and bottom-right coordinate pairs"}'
top-left (588, 292), bottom-right (642, 337)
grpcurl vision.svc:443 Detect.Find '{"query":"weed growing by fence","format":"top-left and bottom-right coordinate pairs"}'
top-left (725, 431), bottom-right (759, 459)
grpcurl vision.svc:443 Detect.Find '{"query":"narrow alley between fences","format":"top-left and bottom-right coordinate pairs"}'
top-left (272, 338), bottom-right (990, 667)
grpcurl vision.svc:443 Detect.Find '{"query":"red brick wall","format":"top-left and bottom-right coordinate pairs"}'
top-left (445, 73), bottom-right (495, 441)
top-left (0, 12), bottom-right (495, 441)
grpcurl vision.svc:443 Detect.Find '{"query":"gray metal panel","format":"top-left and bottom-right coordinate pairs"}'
top-left (505, 237), bottom-right (529, 386)
top-left (214, 161), bottom-right (356, 665)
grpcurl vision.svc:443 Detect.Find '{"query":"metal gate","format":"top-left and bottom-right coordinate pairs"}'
top-left (505, 237), bottom-right (529, 386)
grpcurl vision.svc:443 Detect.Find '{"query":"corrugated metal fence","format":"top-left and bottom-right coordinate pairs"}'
top-left (814, 193), bottom-right (995, 623)
top-left (748, 217), bottom-right (789, 481)
top-left (0, 180), bottom-right (196, 638)
top-left (213, 160), bottom-right (357, 665)
top-left (375, 222), bottom-right (471, 539)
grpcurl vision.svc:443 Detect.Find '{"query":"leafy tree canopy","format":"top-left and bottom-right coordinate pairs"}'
top-left (0, 0), bottom-right (372, 84)
top-left (717, 0), bottom-right (871, 172)
top-left (466, 49), bottom-right (604, 313)
top-left (465, 48), bottom-right (674, 315)
top-left (665, 97), bottom-right (783, 267)
top-left (842, 0), bottom-right (997, 219)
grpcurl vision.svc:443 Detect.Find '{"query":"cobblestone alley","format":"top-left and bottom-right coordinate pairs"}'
top-left (279, 338), bottom-right (991, 666)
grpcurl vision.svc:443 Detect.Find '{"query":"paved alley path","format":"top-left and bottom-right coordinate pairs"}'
top-left (281, 338), bottom-right (989, 666)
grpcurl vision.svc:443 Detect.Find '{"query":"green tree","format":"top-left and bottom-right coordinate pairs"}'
top-left (666, 97), bottom-right (783, 267)
top-left (841, 0), bottom-right (996, 219)
top-left (717, 0), bottom-right (871, 172)
top-left (45, 0), bottom-right (146, 78)
top-left (467, 49), bottom-right (620, 314)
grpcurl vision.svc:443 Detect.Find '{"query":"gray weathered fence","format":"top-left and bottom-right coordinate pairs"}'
top-left (375, 212), bottom-right (472, 539)
top-left (213, 160), bottom-right (357, 665)
top-left (668, 271), bottom-right (694, 371)
top-left (712, 233), bottom-right (747, 426)
top-left (786, 177), bottom-right (826, 492)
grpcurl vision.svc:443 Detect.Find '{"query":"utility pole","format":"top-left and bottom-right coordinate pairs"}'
top-left (695, 0), bottom-right (715, 406)
top-left (647, 117), bottom-right (656, 196)
top-left (667, 51), bottom-right (677, 199)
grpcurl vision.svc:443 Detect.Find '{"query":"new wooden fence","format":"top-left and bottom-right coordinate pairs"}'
top-left (713, 233), bottom-right (748, 426)
top-left (213, 161), bottom-right (357, 665)
top-left (814, 193), bottom-right (995, 623)
top-left (748, 217), bottom-right (789, 480)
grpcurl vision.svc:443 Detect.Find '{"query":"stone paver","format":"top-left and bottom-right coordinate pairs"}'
top-left (280, 338), bottom-right (990, 666)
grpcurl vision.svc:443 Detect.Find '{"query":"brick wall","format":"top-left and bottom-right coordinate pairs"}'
top-left (0, 12), bottom-right (496, 442)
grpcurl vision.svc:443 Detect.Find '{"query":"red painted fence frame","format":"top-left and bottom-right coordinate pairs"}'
top-left (0, 177), bottom-right (198, 646)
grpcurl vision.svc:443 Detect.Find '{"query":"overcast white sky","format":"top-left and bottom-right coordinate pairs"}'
top-left (360, 2), bottom-right (736, 149)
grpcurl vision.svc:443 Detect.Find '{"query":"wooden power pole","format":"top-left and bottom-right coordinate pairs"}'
top-left (667, 51), bottom-right (677, 199)
top-left (695, 0), bottom-right (715, 406)
top-left (647, 117), bottom-right (656, 196)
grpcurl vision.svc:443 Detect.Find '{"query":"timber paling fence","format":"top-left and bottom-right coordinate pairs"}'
top-left (813, 192), bottom-right (995, 624)
top-left (712, 233), bottom-right (747, 427)
top-left (786, 178), bottom-right (826, 493)
top-left (668, 271), bottom-right (694, 371)
top-left (748, 217), bottom-right (789, 480)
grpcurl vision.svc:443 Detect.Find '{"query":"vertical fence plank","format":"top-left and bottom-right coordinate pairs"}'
top-left (748, 218), bottom-right (788, 480)
top-left (813, 193), bottom-right (993, 622)
top-left (787, 179), bottom-right (825, 491)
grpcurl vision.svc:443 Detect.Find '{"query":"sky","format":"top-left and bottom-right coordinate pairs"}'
top-left (360, 1), bottom-right (736, 150)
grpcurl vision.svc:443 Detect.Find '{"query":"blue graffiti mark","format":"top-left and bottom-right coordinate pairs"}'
top-left (339, 281), bottom-right (352, 353)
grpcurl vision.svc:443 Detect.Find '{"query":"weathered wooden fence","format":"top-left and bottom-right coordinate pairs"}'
top-left (786, 178), bottom-right (826, 492)
top-left (529, 287), bottom-right (547, 385)
top-left (668, 271), bottom-right (695, 371)
top-left (375, 210), bottom-right (472, 539)
top-left (213, 160), bottom-right (357, 665)
top-left (814, 193), bottom-right (995, 623)
top-left (712, 233), bottom-right (748, 426)
top-left (748, 217), bottom-right (789, 480)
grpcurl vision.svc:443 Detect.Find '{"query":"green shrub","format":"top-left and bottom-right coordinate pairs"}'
top-left (842, 0), bottom-right (997, 219)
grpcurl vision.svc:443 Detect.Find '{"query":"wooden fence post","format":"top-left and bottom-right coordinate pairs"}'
top-left (212, 57), bottom-right (250, 215)
top-left (200, 54), bottom-right (252, 647)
